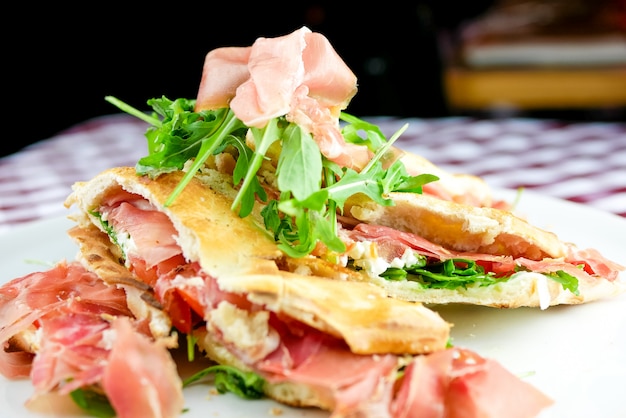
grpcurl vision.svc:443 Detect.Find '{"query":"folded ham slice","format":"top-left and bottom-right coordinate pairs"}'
top-left (0, 261), bottom-right (184, 418)
top-left (195, 26), bottom-right (372, 171)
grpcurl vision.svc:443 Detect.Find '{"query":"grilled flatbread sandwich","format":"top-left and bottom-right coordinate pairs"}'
top-left (332, 189), bottom-right (625, 308)
top-left (61, 165), bottom-right (552, 417)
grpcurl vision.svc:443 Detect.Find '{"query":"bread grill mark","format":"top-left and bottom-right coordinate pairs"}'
top-left (68, 225), bottom-right (164, 311)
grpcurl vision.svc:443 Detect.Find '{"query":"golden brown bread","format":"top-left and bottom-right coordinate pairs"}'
top-left (396, 149), bottom-right (496, 207)
top-left (343, 191), bottom-right (568, 260)
top-left (66, 165), bottom-right (624, 311)
top-left (213, 271), bottom-right (450, 355)
top-left (7, 328), bottom-right (39, 354)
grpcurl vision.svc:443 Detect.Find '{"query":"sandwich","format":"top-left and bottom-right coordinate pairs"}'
top-left (60, 165), bottom-right (553, 417)
top-left (102, 25), bottom-right (624, 310)
top-left (335, 187), bottom-right (625, 308)
top-left (0, 165), bottom-right (554, 418)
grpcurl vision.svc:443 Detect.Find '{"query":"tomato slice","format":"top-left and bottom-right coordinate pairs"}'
top-left (129, 257), bottom-right (159, 287)
top-left (175, 286), bottom-right (207, 320)
top-left (163, 290), bottom-right (193, 334)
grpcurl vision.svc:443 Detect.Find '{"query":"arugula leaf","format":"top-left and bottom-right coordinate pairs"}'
top-left (261, 198), bottom-right (292, 239)
top-left (277, 124), bottom-right (322, 201)
top-left (546, 270), bottom-right (580, 295)
top-left (105, 95), bottom-right (160, 126)
top-left (70, 388), bottom-right (116, 418)
top-left (339, 112), bottom-right (386, 150)
top-left (382, 161), bottom-right (440, 194)
top-left (326, 164), bottom-right (388, 209)
top-left (225, 134), bottom-right (268, 217)
top-left (105, 96), bottom-right (248, 207)
top-left (229, 117), bottom-right (282, 216)
top-left (89, 211), bottom-right (120, 250)
top-left (183, 364), bottom-right (265, 399)
top-left (187, 333), bottom-right (198, 362)
top-left (164, 108), bottom-right (245, 207)
top-left (380, 258), bottom-right (500, 289)
top-left (272, 198), bottom-right (345, 257)
top-left (380, 257), bottom-right (581, 294)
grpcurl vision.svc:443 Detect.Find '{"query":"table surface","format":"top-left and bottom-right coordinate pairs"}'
top-left (1, 113), bottom-right (624, 236)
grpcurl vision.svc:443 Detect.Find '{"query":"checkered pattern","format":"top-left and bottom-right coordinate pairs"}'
top-left (390, 117), bottom-right (626, 217)
top-left (1, 113), bottom-right (624, 235)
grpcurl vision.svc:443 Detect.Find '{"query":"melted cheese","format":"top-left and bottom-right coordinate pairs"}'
top-left (348, 240), bottom-right (420, 278)
top-left (207, 301), bottom-right (280, 363)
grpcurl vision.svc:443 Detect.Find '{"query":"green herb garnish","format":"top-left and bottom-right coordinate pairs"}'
top-left (183, 365), bottom-right (265, 399)
top-left (380, 257), bottom-right (580, 293)
top-left (380, 258), bottom-right (500, 289)
top-left (70, 388), bottom-right (116, 418)
top-left (106, 96), bottom-right (439, 258)
top-left (545, 269), bottom-right (580, 295)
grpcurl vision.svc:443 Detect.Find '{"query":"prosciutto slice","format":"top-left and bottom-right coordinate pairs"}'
top-left (104, 200), bottom-right (181, 269)
top-left (349, 222), bottom-right (620, 283)
top-left (194, 26), bottom-right (370, 170)
top-left (391, 348), bottom-right (553, 418)
top-left (196, 26), bottom-right (356, 127)
top-left (0, 262), bottom-right (131, 379)
top-left (103, 317), bottom-right (184, 418)
top-left (0, 262), bottom-right (184, 418)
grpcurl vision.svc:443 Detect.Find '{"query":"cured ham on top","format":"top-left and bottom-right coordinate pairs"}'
top-left (193, 26), bottom-right (499, 206)
top-left (194, 26), bottom-right (369, 171)
top-left (195, 26), bottom-right (357, 126)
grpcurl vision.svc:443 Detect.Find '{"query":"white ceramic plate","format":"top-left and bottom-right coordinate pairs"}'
top-left (1, 189), bottom-right (625, 418)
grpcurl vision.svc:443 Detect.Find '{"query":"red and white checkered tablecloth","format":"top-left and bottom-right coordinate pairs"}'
top-left (0, 113), bottom-right (624, 235)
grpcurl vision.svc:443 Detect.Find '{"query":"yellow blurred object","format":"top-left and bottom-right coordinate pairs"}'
top-left (443, 0), bottom-right (626, 112)
top-left (445, 67), bottom-right (626, 110)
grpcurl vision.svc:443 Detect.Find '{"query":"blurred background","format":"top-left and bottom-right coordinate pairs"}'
top-left (5, 0), bottom-right (625, 158)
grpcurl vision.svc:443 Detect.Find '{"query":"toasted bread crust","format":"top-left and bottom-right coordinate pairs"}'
top-left (344, 191), bottom-right (568, 260)
top-left (215, 271), bottom-right (450, 354)
top-left (67, 225), bottom-right (175, 341)
top-left (397, 149), bottom-right (495, 207)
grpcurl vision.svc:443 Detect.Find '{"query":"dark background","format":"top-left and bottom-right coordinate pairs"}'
top-left (5, 2), bottom-right (499, 157)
